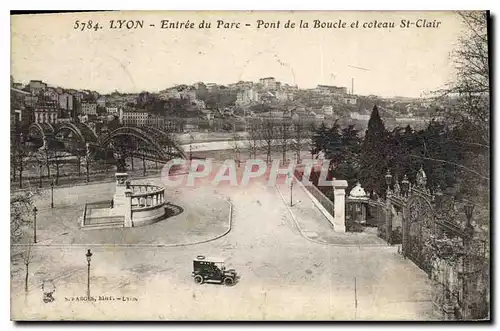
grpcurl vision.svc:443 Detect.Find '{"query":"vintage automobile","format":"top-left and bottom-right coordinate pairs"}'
top-left (192, 255), bottom-right (238, 286)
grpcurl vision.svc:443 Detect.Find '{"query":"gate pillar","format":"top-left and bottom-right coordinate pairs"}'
top-left (332, 180), bottom-right (348, 233)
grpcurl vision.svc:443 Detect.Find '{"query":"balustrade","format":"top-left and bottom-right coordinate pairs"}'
top-left (130, 184), bottom-right (165, 209)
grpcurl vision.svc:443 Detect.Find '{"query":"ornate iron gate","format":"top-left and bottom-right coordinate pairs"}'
top-left (403, 194), bottom-right (434, 275)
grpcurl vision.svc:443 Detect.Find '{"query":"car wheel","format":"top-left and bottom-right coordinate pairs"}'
top-left (223, 277), bottom-right (234, 286)
top-left (194, 275), bottom-right (204, 284)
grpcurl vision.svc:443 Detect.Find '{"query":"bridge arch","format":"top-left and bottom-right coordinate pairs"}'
top-left (101, 126), bottom-right (185, 161)
top-left (54, 122), bottom-right (99, 146)
top-left (28, 122), bottom-right (55, 138)
top-left (138, 126), bottom-right (186, 159)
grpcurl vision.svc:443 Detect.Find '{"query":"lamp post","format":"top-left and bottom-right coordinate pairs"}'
top-left (38, 162), bottom-right (42, 188)
top-left (33, 206), bottom-right (38, 244)
top-left (464, 202), bottom-right (475, 230)
top-left (86, 249), bottom-right (93, 300)
top-left (401, 174), bottom-right (410, 198)
top-left (385, 169), bottom-right (393, 196)
top-left (434, 185), bottom-right (443, 209)
top-left (50, 180), bottom-right (54, 209)
top-left (289, 172), bottom-right (294, 207)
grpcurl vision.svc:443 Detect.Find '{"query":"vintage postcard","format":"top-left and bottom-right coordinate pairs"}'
top-left (10, 10), bottom-right (490, 321)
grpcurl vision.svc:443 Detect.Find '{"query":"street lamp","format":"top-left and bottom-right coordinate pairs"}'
top-left (50, 180), bottom-right (54, 209)
top-left (38, 162), bottom-right (43, 188)
top-left (385, 169), bottom-right (393, 193)
top-left (33, 206), bottom-right (38, 244)
top-left (401, 174), bottom-right (410, 197)
top-left (464, 202), bottom-right (475, 228)
top-left (434, 185), bottom-right (443, 209)
top-left (86, 249), bottom-right (93, 300)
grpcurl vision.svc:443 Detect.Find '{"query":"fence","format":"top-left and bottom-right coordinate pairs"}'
top-left (431, 250), bottom-right (489, 320)
top-left (294, 169), bottom-right (335, 217)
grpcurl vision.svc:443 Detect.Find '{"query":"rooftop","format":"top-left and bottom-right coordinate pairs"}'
top-left (194, 255), bottom-right (226, 263)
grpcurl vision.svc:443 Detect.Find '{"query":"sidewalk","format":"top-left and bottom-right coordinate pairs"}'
top-left (276, 182), bottom-right (387, 247)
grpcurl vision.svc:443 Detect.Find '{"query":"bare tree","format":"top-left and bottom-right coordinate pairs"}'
top-left (290, 121), bottom-right (310, 164)
top-left (48, 149), bottom-right (69, 185)
top-left (10, 189), bottom-right (39, 244)
top-left (22, 239), bottom-right (34, 292)
top-left (428, 11), bottom-right (490, 191)
top-left (231, 134), bottom-right (242, 167)
top-left (11, 144), bottom-right (31, 189)
top-left (246, 118), bottom-right (260, 159)
top-left (440, 11), bottom-right (490, 144)
top-left (260, 118), bottom-right (275, 164)
top-left (83, 143), bottom-right (93, 182)
top-left (278, 118), bottom-right (292, 164)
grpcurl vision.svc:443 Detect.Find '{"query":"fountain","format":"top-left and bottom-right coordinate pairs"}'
top-left (80, 152), bottom-right (167, 230)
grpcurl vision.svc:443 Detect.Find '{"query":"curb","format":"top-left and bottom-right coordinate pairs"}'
top-left (275, 185), bottom-right (387, 248)
top-left (12, 197), bottom-right (233, 249)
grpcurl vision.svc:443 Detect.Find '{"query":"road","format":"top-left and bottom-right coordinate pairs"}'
top-left (11, 175), bottom-right (438, 321)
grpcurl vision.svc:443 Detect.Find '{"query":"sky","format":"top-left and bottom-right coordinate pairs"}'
top-left (11, 11), bottom-right (467, 98)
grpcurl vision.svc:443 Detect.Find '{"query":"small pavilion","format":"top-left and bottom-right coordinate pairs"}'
top-left (347, 182), bottom-right (369, 224)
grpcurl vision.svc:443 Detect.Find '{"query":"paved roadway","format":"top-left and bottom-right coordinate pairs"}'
top-left (11, 175), bottom-right (438, 321)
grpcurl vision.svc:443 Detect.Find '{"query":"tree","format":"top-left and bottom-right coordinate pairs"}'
top-left (260, 119), bottom-right (275, 163)
top-left (290, 122), bottom-right (310, 163)
top-left (82, 143), bottom-right (94, 182)
top-left (22, 239), bottom-right (34, 292)
top-left (10, 189), bottom-right (39, 244)
top-left (323, 120), bottom-right (342, 164)
top-left (246, 119), bottom-right (260, 159)
top-left (231, 134), bottom-right (242, 167)
top-left (11, 143), bottom-right (31, 189)
top-left (334, 125), bottom-right (362, 189)
top-left (444, 12), bottom-right (489, 135)
top-left (311, 122), bottom-right (329, 154)
top-left (48, 149), bottom-right (69, 185)
top-left (278, 119), bottom-right (291, 164)
top-left (431, 12), bottom-right (490, 203)
top-left (359, 105), bottom-right (389, 196)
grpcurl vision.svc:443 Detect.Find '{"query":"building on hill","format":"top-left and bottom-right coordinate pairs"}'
top-left (315, 85), bottom-right (347, 96)
top-left (181, 88), bottom-right (197, 102)
top-left (97, 96), bottom-right (107, 108)
top-left (343, 96), bottom-right (357, 105)
top-left (159, 88), bottom-right (181, 100)
top-left (236, 88), bottom-right (260, 105)
top-left (106, 106), bottom-right (119, 116)
top-left (27, 80), bottom-right (47, 95)
top-left (43, 88), bottom-right (60, 102)
top-left (80, 102), bottom-right (98, 116)
top-left (59, 93), bottom-right (74, 111)
top-left (259, 77), bottom-right (277, 90)
top-left (34, 100), bottom-right (59, 124)
top-left (228, 81), bottom-right (254, 90)
top-left (205, 83), bottom-right (218, 92)
top-left (119, 109), bottom-right (149, 126)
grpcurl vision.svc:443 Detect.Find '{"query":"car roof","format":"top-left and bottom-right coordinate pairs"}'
top-left (194, 255), bottom-right (226, 263)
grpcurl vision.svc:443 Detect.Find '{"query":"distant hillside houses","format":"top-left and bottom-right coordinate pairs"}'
top-left (10, 76), bottom-right (438, 136)
top-left (234, 77), bottom-right (297, 106)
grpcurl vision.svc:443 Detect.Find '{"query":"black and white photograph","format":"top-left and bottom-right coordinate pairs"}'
top-left (9, 10), bottom-right (491, 321)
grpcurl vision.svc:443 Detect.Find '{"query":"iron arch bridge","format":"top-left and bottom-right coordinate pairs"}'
top-left (55, 122), bottom-right (99, 146)
top-left (100, 126), bottom-right (186, 162)
top-left (27, 122), bottom-right (55, 139)
top-left (26, 122), bottom-right (186, 162)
